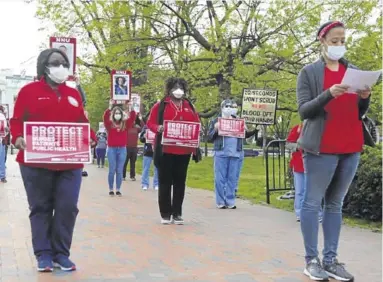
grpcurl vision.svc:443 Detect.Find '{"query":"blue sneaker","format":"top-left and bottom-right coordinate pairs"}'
top-left (37, 255), bottom-right (53, 272)
top-left (53, 256), bottom-right (76, 271)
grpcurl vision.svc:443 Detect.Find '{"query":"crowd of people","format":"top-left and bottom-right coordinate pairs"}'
top-left (4, 20), bottom-right (374, 282)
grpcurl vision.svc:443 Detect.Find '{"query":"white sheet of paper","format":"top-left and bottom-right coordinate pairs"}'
top-left (341, 68), bottom-right (382, 93)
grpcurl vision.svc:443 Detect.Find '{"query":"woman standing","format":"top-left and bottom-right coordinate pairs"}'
top-left (95, 131), bottom-right (107, 168)
top-left (297, 21), bottom-right (370, 281)
top-left (139, 125), bottom-right (159, 190)
top-left (103, 103), bottom-right (136, 196)
top-left (286, 124), bottom-right (323, 222)
top-left (10, 49), bottom-right (97, 272)
top-left (208, 99), bottom-right (257, 209)
top-left (147, 78), bottom-right (201, 225)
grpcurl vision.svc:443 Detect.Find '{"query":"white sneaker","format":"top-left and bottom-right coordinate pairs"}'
top-left (161, 217), bottom-right (172, 224)
top-left (154, 186), bottom-right (159, 190)
top-left (142, 186), bottom-right (148, 190)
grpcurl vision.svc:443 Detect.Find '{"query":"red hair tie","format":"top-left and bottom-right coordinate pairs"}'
top-left (318, 21), bottom-right (344, 39)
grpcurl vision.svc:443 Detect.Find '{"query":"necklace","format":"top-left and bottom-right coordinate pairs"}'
top-left (170, 100), bottom-right (182, 112)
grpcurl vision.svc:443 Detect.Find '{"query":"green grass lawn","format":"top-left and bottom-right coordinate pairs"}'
top-left (133, 155), bottom-right (381, 231)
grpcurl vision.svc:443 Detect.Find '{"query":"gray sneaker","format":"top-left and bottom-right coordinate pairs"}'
top-left (304, 258), bottom-right (329, 281)
top-left (324, 259), bottom-right (354, 281)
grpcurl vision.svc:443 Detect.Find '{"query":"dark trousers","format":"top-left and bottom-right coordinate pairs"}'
top-left (157, 153), bottom-right (190, 218)
top-left (123, 147), bottom-right (138, 179)
top-left (19, 165), bottom-right (82, 259)
top-left (96, 148), bottom-right (106, 166)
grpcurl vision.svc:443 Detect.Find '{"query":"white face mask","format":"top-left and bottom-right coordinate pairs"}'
top-left (222, 108), bottom-right (231, 117)
top-left (326, 45), bottom-right (347, 61)
top-left (231, 108), bottom-right (238, 116)
top-left (172, 88), bottom-right (184, 99)
top-left (46, 65), bottom-right (69, 84)
top-left (114, 114), bottom-right (122, 120)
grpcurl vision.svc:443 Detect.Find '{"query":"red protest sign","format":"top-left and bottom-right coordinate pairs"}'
top-left (111, 70), bottom-right (132, 102)
top-left (218, 117), bottom-right (245, 138)
top-left (162, 120), bottom-right (201, 148)
top-left (145, 129), bottom-right (156, 144)
top-left (49, 37), bottom-right (77, 80)
top-left (24, 122), bottom-right (91, 164)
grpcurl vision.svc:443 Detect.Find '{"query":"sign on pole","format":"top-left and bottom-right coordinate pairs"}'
top-left (240, 88), bottom-right (278, 125)
top-left (49, 37), bottom-right (77, 80)
top-left (111, 70), bottom-right (132, 102)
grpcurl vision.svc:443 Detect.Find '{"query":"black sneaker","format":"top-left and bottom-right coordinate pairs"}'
top-left (227, 205), bottom-right (237, 209)
top-left (82, 171), bottom-right (88, 177)
top-left (116, 191), bottom-right (122, 196)
top-left (304, 258), bottom-right (329, 281)
top-left (217, 204), bottom-right (226, 209)
top-left (0, 178), bottom-right (7, 183)
top-left (173, 216), bottom-right (184, 225)
top-left (130, 177), bottom-right (136, 181)
top-left (324, 259), bottom-right (354, 281)
top-left (109, 191), bottom-right (115, 196)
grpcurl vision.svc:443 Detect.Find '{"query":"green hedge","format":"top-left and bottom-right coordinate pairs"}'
top-left (343, 145), bottom-right (382, 222)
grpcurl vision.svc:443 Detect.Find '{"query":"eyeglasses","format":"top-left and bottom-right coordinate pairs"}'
top-left (224, 105), bottom-right (238, 108)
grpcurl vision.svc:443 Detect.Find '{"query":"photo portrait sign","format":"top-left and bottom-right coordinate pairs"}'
top-left (241, 88), bottom-right (278, 125)
top-left (24, 122), bottom-right (91, 164)
top-left (0, 104), bottom-right (9, 120)
top-left (162, 121), bottom-right (201, 148)
top-left (218, 118), bottom-right (245, 138)
top-left (111, 70), bottom-right (132, 102)
top-left (131, 93), bottom-right (141, 113)
top-left (49, 37), bottom-right (77, 79)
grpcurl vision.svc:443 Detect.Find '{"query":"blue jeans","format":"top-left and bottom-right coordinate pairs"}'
top-left (294, 172), bottom-right (323, 219)
top-left (141, 156), bottom-right (158, 188)
top-left (214, 156), bottom-right (241, 206)
top-left (0, 144), bottom-right (6, 179)
top-left (107, 147), bottom-right (127, 191)
top-left (301, 152), bottom-right (360, 264)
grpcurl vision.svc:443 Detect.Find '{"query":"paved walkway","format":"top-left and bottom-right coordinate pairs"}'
top-left (0, 156), bottom-right (381, 282)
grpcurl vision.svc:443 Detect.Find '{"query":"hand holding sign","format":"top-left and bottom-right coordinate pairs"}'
top-left (15, 136), bottom-right (26, 150)
top-left (356, 85), bottom-right (371, 99)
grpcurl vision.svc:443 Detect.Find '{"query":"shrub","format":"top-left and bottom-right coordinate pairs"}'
top-left (343, 145), bottom-right (382, 221)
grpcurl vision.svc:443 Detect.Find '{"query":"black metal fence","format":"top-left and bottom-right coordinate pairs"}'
top-left (265, 139), bottom-right (294, 204)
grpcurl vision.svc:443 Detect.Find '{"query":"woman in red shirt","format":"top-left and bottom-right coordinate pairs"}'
top-left (147, 78), bottom-right (201, 225)
top-left (287, 124), bottom-right (322, 222)
top-left (10, 49), bottom-right (97, 272)
top-left (103, 102), bottom-right (136, 196)
top-left (296, 21), bottom-right (371, 281)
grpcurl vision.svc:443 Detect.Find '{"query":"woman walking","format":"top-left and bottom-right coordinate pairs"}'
top-left (10, 48), bottom-right (97, 272)
top-left (147, 77), bottom-right (201, 225)
top-left (297, 21), bottom-right (371, 281)
top-left (103, 103), bottom-right (136, 196)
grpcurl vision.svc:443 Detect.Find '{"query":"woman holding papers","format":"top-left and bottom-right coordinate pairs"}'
top-left (208, 99), bottom-right (257, 209)
top-left (296, 21), bottom-right (371, 282)
top-left (103, 102), bottom-right (137, 196)
top-left (147, 77), bottom-right (201, 225)
top-left (10, 49), bottom-right (97, 272)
